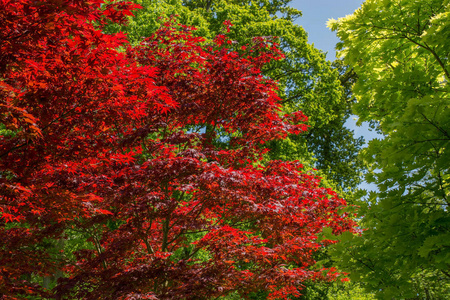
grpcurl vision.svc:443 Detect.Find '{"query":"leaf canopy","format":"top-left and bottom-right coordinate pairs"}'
top-left (329, 0), bottom-right (450, 298)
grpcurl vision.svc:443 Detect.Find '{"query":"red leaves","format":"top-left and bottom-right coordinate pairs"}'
top-left (0, 2), bottom-right (355, 299)
top-left (101, 2), bottom-right (143, 25)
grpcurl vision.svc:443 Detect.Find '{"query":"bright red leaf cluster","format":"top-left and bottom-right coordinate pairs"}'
top-left (0, 1), bottom-right (355, 299)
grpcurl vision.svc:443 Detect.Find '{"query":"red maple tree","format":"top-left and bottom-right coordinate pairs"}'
top-left (0, 1), bottom-right (355, 299)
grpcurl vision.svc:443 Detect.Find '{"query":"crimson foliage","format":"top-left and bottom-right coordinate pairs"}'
top-left (0, 1), bottom-right (355, 299)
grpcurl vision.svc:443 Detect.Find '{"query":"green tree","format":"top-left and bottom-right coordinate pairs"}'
top-left (329, 0), bottom-right (450, 298)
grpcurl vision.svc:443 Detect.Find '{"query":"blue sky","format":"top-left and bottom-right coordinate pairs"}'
top-left (291, 0), bottom-right (364, 61)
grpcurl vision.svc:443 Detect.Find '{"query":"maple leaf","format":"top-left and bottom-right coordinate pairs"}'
top-left (0, 2), bottom-right (356, 299)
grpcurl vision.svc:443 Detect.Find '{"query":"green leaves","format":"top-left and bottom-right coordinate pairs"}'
top-left (330, 0), bottom-right (450, 298)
